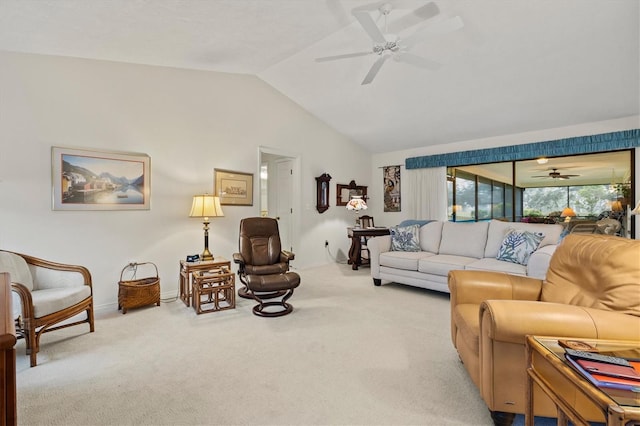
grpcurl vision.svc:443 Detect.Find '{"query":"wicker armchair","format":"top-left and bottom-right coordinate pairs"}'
top-left (0, 250), bottom-right (94, 367)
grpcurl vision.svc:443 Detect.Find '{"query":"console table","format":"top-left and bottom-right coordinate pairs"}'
top-left (0, 272), bottom-right (17, 425)
top-left (347, 227), bottom-right (390, 270)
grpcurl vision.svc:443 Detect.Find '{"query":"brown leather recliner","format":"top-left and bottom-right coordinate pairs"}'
top-left (448, 234), bottom-right (640, 424)
top-left (233, 217), bottom-right (300, 317)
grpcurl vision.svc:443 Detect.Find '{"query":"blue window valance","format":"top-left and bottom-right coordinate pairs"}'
top-left (405, 129), bottom-right (640, 169)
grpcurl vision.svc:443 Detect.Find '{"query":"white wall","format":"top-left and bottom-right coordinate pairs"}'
top-left (370, 116), bottom-right (640, 235)
top-left (0, 51), bottom-right (372, 309)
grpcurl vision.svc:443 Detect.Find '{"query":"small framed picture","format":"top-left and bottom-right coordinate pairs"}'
top-left (214, 169), bottom-right (253, 206)
top-left (51, 146), bottom-right (150, 211)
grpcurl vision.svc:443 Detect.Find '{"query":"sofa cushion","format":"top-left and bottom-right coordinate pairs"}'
top-left (542, 234), bottom-right (640, 317)
top-left (438, 221), bottom-right (489, 258)
top-left (465, 258), bottom-right (527, 276)
top-left (419, 221), bottom-right (443, 253)
top-left (0, 251), bottom-right (33, 291)
top-left (380, 251), bottom-right (435, 271)
top-left (496, 228), bottom-right (544, 266)
top-left (418, 254), bottom-right (477, 276)
top-left (485, 220), bottom-right (563, 258)
top-left (390, 224), bottom-right (421, 252)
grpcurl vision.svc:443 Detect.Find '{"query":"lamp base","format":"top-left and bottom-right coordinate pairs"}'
top-left (201, 249), bottom-right (214, 261)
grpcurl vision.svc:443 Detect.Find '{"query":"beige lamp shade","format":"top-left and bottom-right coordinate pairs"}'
top-left (189, 195), bottom-right (224, 219)
top-left (631, 201), bottom-right (640, 215)
top-left (189, 194), bottom-right (223, 261)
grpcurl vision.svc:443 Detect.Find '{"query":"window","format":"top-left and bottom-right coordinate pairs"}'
top-left (447, 150), bottom-right (633, 232)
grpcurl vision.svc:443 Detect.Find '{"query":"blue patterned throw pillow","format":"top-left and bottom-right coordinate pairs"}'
top-left (496, 229), bottom-right (544, 265)
top-left (390, 224), bottom-right (421, 252)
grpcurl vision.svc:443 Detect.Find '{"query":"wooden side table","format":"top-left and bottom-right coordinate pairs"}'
top-left (179, 258), bottom-right (231, 307)
top-left (347, 227), bottom-right (390, 270)
top-left (192, 268), bottom-right (235, 314)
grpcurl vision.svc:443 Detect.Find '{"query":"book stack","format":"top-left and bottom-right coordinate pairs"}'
top-left (564, 348), bottom-right (640, 392)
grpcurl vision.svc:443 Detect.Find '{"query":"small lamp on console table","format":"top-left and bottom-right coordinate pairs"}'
top-left (189, 194), bottom-right (224, 261)
top-left (346, 196), bottom-right (368, 227)
top-left (560, 207), bottom-right (576, 223)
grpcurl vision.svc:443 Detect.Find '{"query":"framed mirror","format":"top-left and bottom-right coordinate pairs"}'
top-left (337, 181), bottom-right (367, 206)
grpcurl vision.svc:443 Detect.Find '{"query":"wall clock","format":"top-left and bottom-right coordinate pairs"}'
top-left (315, 173), bottom-right (331, 213)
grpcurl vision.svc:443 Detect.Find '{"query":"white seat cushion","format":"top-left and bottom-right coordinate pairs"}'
top-left (418, 255), bottom-right (477, 276)
top-left (379, 251), bottom-right (435, 271)
top-left (32, 286), bottom-right (91, 318)
top-left (465, 257), bottom-right (527, 276)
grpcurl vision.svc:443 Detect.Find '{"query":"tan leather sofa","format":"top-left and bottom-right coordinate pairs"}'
top-left (448, 234), bottom-right (640, 424)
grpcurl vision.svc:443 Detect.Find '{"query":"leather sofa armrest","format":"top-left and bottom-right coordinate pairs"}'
top-left (448, 270), bottom-right (543, 307)
top-left (480, 300), bottom-right (640, 345)
top-left (367, 235), bottom-right (391, 279)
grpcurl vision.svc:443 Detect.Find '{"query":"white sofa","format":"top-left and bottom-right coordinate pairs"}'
top-left (368, 220), bottom-right (564, 293)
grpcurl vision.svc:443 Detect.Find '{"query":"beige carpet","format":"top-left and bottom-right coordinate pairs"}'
top-left (15, 263), bottom-right (493, 425)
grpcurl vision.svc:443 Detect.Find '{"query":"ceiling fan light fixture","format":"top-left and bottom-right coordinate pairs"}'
top-left (536, 157), bottom-right (549, 164)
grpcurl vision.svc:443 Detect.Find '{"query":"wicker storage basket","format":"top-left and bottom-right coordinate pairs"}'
top-left (118, 262), bottom-right (160, 314)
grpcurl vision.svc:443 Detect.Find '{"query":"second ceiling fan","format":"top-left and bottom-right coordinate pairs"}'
top-left (316, 1), bottom-right (464, 85)
top-left (532, 168), bottom-right (581, 180)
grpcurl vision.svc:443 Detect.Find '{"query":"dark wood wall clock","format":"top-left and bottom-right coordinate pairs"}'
top-left (315, 173), bottom-right (331, 213)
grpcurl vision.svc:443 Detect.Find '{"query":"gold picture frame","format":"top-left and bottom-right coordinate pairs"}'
top-left (214, 168), bottom-right (254, 206)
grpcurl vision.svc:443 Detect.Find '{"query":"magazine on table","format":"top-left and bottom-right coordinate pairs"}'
top-left (565, 353), bottom-right (640, 392)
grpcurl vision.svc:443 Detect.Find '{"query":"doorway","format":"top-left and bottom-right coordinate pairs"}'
top-left (259, 147), bottom-right (300, 253)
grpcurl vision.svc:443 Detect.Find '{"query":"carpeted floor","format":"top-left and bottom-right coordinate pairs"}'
top-left (16, 263), bottom-right (503, 425)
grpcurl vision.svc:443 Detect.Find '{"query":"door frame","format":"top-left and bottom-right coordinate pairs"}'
top-left (258, 146), bottom-right (301, 255)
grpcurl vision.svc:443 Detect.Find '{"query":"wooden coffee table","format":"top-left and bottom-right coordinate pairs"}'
top-left (526, 336), bottom-right (640, 426)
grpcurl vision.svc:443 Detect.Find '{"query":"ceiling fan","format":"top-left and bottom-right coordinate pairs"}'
top-left (532, 168), bottom-right (581, 180)
top-left (316, 1), bottom-right (464, 85)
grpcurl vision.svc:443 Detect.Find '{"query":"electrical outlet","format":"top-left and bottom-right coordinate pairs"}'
top-left (325, 240), bottom-right (329, 247)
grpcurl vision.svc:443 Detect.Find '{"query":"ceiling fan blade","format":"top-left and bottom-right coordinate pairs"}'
top-left (315, 51), bottom-right (372, 62)
top-left (387, 2), bottom-right (440, 34)
top-left (352, 10), bottom-right (387, 44)
top-left (361, 55), bottom-right (389, 85)
top-left (394, 52), bottom-right (441, 70)
top-left (402, 15), bottom-right (464, 48)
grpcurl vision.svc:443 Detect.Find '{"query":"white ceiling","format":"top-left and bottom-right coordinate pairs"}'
top-left (0, 0), bottom-right (638, 154)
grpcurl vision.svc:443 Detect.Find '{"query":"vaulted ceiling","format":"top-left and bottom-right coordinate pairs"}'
top-left (1, 0), bottom-right (638, 153)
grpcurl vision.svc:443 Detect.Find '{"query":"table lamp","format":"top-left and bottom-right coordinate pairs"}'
top-left (189, 194), bottom-right (224, 261)
top-left (560, 207), bottom-right (576, 222)
top-left (346, 196), bottom-right (367, 227)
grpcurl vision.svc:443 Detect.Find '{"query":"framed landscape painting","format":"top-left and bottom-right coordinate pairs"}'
top-left (214, 168), bottom-right (253, 206)
top-left (52, 146), bottom-right (151, 211)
